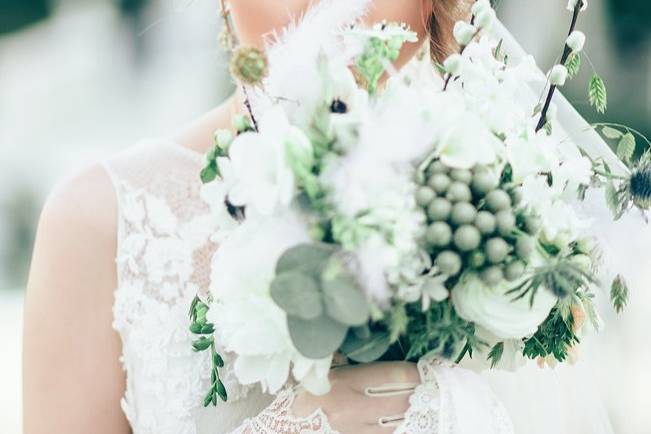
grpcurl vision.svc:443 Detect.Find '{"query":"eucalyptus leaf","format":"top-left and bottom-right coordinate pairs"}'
top-left (287, 314), bottom-right (348, 359)
top-left (322, 274), bottom-right (370, 326)
top-left (276, 243), bottom-right (337, 276)
top-left (340, 330), bottom-right (391, 363)
top-left (270, 271), bottom-right (323, 320)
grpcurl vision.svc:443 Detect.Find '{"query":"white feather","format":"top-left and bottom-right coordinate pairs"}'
top-left (249, 0), bottom-right (372, 126)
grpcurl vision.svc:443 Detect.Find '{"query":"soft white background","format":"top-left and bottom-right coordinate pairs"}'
top-left (1, 0), bottom-right (650, 433)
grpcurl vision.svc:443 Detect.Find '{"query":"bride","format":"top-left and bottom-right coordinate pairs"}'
top-left (22, 1), bottom-right (616, 433)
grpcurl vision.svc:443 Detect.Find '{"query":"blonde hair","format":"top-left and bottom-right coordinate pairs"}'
top-left (428, 0), bottom-right (472, 62)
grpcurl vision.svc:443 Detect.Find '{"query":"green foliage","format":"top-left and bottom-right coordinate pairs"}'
top-left (287, 314), bottom-right (349, 358)
top-left (507, 255), bottom-right (596, 305)
top-left (588, 74), bottom-right (608, 114)
top-left (523, 306), bottom-right (579, 362)
top-left (565, 53), bottom-right (581, 79)
top-left (189, 296), bottom-right (228, 405)
top-left (611, 275), bottom-right (629, 314)
top-left (270, 272), bottom-right (323, 320)
top-left (487, 342), bottom-right (504, 368)
top-left (616, 133), bottom-right (636, 164)
top-left (355, 25), bottom-right (414, 94)
top-left (403, 301), bottom-right (483, 362)
top-left (340, 329), bottom-right (392, 363)
top-left (271, 243), bottom-right (371, 358)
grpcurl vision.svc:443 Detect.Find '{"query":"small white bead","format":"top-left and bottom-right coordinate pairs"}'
top-left (566, 31), bottom-right (586, 53)
top-left (453, 22), bottom-right (477, 46)
top-left (549, 65), bottom-right (569, 86)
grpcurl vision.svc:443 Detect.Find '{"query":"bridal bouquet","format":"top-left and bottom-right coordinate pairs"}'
top-left (190, 0), bottom-right (647, 405)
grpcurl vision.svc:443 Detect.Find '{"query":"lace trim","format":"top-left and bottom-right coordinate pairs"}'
top-left (102, 144), bottom-right (256, 434)
top-left (230, 389), bottom-right (341, 434)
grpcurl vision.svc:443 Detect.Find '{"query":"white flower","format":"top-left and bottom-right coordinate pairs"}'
top-left (475, 7), bottom-right (496, 30)
top-left (436, 112), bottom-right (501, 169)
top-left (566, 31), bottom-right (586, 53)
top-left (451, 273), bottom-right (557, 340)
top-left (443, 54), bottom-right (464, 75)
top-left (223, 106), bottom-right (306, 216)
top-left (505, 132), bottom-right (557, 182)
top-left (471, 0), bottom-right (492, 16)
top-left (567, 0), bottom-right (588, 11)
top-left (209, 209), bottom-right (332, 394)
top-left (549, 64), bottom-right (569, 86)
top-left (200, 180), bottom-right (239, 243)
top-left (453, 22), bottom-right (477, 46)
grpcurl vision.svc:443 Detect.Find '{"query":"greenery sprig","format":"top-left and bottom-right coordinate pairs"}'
top-left (189, 296), bottom-right (228, 406)
top-left (536, 0), bottom-right (586, 131)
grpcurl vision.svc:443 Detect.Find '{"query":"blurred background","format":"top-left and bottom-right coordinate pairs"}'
top-left (0, 0), bottom-right (649, 432)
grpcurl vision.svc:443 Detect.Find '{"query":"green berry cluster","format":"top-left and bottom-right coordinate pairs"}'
top-left (416, 160), bottom-right (540, 286)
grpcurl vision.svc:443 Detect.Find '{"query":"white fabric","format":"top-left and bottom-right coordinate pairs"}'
top-left (102, 1), bottom-right (630, 432)
top-left (102, 141), bottom-right (273, 434)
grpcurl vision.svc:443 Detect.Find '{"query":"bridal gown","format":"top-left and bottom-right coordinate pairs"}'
top-left (100, 0), bottom-right (620, 433)
top-left (103, 138), bottom-right (522, 434)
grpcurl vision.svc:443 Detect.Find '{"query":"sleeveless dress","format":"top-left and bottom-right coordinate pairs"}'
top-left (102, 140), bottom-right (273, 434)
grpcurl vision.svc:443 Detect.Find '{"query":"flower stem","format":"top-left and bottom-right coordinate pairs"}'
top-left (535, 1), bottom-right (585, 132)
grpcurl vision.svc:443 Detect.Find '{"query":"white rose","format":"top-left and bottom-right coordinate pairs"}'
top-left (451, 273), bottom-right (557, 340)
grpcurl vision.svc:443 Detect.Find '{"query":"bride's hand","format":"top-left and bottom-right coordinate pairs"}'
top-left (292, 361), bottom-right (419, 434)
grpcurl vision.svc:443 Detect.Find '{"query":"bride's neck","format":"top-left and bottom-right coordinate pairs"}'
top-left (173, 89), bottom-right (246, 155)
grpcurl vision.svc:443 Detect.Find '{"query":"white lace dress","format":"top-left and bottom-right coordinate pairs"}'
top-left (102, 140), bottom-right (273, 434)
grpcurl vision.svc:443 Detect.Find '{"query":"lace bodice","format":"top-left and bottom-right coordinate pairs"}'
top-left (102, 141), bottom-right (273, 434)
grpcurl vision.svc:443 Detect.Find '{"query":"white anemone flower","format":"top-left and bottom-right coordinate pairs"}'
top-left (223, 106), bottom-right (308, 217)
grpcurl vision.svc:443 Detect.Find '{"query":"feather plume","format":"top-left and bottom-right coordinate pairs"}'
top-left (249, 0), bottom-right (372, 126)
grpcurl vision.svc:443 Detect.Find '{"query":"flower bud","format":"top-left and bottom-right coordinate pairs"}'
top-left (475, 8), bottom-right (496, 30)
top-left (471, 0), bottom-right (492, 16)
top-left (567, 0), bottom-right (588, 12)
top-left (549, 64), bottom-right (568, 86)
top-left (453, 22), bottom-right (477, 46)
top-left (566, 31), bottom-right (586, 53)
top-left (443, 54), bottom-right (463, 75)
top-left (214, 129), bottom-right (234, 150)
top-left (230, 46), bottom-right (269, 86)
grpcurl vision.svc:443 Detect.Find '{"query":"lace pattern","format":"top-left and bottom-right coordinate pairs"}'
top-left (395, 359), bottom-right (514, 434)
top-left (230, 389), bottom-right (341, 434)
top-left (103, 141), bottom-right (270, 434)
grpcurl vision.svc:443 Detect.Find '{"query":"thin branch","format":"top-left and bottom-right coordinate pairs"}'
top-left (535, 1), bottom-right (585, 132)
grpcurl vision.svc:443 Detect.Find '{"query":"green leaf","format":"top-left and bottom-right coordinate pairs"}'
top-left (616, 132), bottom-right (636, 163)
top-left (270, 272), bottom-right (323, 320)
top-left (340, 330), bottom-right (391, 363)
top-left (275, 243), bottom-right (337, 276)
top-left (216, 380), bottom-right (228, 402)
top-left (287, 314), bottom-right (348, 359)
top-left (588, 74), bottom-right (608, 114)
top-left (214, 353), bottom-right (225, 368)
top-left (605, 181), bottom-right (618, 214)
top-left (601, 126), bottom-right (623, 140)
top-left (192, 336), bottom-right (214, 352)
top-left (322, 273), bottom-right (370, 326)
top-left (565, 52), bottom-right (581, 79)
top-left (200, 163), bottom-right (219, 184)
top-left (610, 275), bottom-right (629, 314)
top-left (487, 342), bottom-right (504, 369)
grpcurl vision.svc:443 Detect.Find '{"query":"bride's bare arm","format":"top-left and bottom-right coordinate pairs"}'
top-left (23, 165), bottom-right (130, 434)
